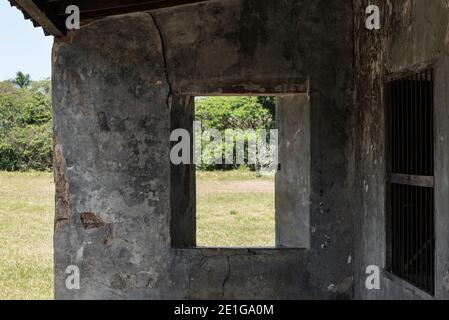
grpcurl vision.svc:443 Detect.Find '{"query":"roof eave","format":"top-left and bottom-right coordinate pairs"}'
top-left (9, 0), bottom-right (65, 37)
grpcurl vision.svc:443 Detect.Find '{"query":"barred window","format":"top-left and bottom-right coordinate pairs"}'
top-left (386, 69), bottom-right (435, 294)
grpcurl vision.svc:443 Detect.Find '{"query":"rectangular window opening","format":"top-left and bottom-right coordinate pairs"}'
top-left (386, 69), bottom-right (435, 295)
top-left (170, 92), bottom-right (310, 250)
top-left (194, 96), bottom-right (277, 248)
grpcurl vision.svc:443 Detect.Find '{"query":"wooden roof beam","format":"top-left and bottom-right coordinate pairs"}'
top-left (13, 0), bottom-right (65, 37)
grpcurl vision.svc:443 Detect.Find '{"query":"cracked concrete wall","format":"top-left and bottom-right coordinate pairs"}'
top-left (355, 0), bottom-right (449, 300)
top-left (53, 0), bottom-right (354, 299)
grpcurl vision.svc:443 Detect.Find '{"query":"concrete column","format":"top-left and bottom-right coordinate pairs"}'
top-left (276, 95), bottom-right (311, 248)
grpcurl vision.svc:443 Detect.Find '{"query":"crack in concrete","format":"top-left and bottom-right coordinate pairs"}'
top-left (187, 252), bottom-right (207, 299)
top-left (90, 278), bottom-right (125, 299)
top-left (149, 13), bottom-right (173, 111)
top-left (221, 256), bottom-right (231, 298)
top-left (187, 252), bottom-right (206, 300)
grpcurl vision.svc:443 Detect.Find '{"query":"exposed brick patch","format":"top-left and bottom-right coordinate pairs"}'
top-left (80, 212), bottom-right (105, 229)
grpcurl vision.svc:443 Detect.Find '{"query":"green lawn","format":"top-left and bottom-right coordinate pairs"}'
top-left (0, 170), bottom-right (274, 300)
top-left (196, 170), bottom-right (275, 247)
top-left (0, 172), bottom-right (54, 300)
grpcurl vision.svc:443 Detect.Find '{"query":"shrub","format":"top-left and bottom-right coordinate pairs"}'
top-left (1, 123), bottom-right (53, 171)
top-left (0, 79), bottom-right (53, 171)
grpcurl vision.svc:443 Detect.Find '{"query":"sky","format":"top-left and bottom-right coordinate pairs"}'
top-left (0, 1), bottom-right (53, 81)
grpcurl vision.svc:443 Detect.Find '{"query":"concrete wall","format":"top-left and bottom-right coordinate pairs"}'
top-left (354, 0), bottom-right (449, 300)
top-left (52, 0), bottom-right (354, 299)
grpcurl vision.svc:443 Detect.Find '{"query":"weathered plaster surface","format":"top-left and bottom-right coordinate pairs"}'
top-left (53, 0), bottom-right (354, 299)
top-left (355, 0), bottom-right (449, 300)
top-left (276, 95), bottom-right (311, 248)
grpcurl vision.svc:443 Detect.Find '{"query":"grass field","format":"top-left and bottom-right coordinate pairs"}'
top-left (196, 170), bottom-right (275, 247)
top-left (0, 172), bottom-right (54, 300)
top-left (0, 170), bottom-right (274, 300)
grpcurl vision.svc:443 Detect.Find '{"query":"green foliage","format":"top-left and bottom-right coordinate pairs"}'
top-left (19, 91), bottom-right (52, 125)
top-left (0, 77), bottom-right (53, 171)
top-left (195, 96), bottom-right (275, 131)
top-left (195, 96), bottom-right (276, 171)
top-left (0, 124), bottom-right (53, 171)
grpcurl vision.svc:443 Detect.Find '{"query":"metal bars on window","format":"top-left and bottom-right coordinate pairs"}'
top-left (386, 69), bottom-right (435, 294)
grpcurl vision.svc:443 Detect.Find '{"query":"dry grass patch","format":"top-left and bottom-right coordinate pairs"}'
top-left (0, 172), bottom-right (54, 300)
top-left (196, 170), bottom-right (275, 247)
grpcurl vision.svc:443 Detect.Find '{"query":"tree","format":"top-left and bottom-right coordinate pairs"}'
top-left (13, 71), bottom-right (31, 89)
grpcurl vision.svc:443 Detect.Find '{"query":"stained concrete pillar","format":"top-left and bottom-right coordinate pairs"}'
top-left (276, 95), bottom-right (311, 248)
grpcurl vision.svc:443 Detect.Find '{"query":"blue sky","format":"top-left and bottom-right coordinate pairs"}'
top-left (0, 1), bottom-right (52, 81)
